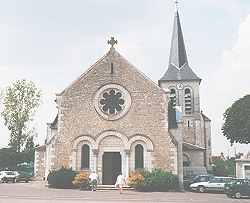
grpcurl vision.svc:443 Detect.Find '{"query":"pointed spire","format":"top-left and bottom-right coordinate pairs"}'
top-left (169, 9), bottom-right (188, 69)
top-left (159, 6), bottom-right (201, 82)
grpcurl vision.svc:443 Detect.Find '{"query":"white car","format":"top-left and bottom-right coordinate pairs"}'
top-left (0, 171), bottom-right (19, 183)
top-left (190, 176), bottom-right (233, 193)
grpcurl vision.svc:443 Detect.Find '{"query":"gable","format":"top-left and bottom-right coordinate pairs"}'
top-left (57, 47), bottom-right (165, 97)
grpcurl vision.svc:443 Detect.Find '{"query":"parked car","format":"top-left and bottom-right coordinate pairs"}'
top-left (184, 175), bottom-right (213, 190)
top-left (0, 171), bottom-right (18, 183)
top-left (224, 178), bottom-right (245, 190)
top-left (190, 176), bottom-right (233, 193)
top-left (16, 171), bottom-right (33, 183)
top-left (225, 179), bottom-right (250, 199)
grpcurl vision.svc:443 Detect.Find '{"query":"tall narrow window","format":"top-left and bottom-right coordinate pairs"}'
top-left (184, 88), bottom-right (192, 114)
top-left (135, 144), bottom-right (144, 169)
top-left (170, 89), bottom-right (176, 107)
top-left (111, 62), bottom-right (114, 74)
top-left (81, 144), bottom-right (90, 169)
top-left (183, 154), bottom-right (191, 167)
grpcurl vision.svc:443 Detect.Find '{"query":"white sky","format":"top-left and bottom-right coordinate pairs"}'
top-left (0, 0), bottom-right (250, 156)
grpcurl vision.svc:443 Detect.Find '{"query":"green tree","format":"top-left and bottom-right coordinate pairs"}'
top-left (0, 147), bottom-right (24, 170)
top-left (1, 79), bottom-right (41, 152)
top-left (0, 147), bottom-right (35, 170)
top-left (212, 159), bottom-right (235, 177)
top-left (222, 95), bottom-right (250, 144)
top-left (24, 135), bottom-right (35, 162)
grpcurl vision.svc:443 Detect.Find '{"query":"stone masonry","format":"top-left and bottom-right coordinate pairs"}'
top-left (37, 47), bottom-right (178, 182)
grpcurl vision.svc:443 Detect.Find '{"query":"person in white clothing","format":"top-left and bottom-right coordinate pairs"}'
top-left (115, 173), bottom-right (126, 194)
top-left (89, 171), bottom-right (98, 191)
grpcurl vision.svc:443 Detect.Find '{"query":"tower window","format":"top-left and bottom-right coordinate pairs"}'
top-left (184, 88), bottom-right (192, 114)
top-left (170, 89), bottom-right (176, 107)
top-left (187, 120), bottom-right (193, 127)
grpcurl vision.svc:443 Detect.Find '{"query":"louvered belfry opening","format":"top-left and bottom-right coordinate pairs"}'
top-left (184, 88), bottom-right (192, 114)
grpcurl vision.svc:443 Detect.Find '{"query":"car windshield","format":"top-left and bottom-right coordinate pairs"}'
top-left (210, 177), bottom-right (232, 183)
top-left (6, 172), bottom-right (15, 175)
top-left (194, 176), bottom-right (208, 182)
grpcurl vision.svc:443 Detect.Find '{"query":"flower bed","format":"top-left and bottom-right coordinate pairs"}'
top-left (72, 171), bottom-right (90, 190)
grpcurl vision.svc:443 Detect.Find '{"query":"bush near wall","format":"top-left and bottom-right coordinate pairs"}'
top-left (47, 167), bottom-right (77, 189)
top-left (128, 169), bottom-right (179, 192)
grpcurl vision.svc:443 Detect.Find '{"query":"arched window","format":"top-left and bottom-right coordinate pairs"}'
top-left (81, 144), bottom-right (90, 169)
top-left (183, 154), bottom-right (191, 167)
top-left (135, 144), bottom-right (144, 169)
top-left (184, 88), bottom-right (192, 114)
top-left (170, 89), bottom-right (176, 107)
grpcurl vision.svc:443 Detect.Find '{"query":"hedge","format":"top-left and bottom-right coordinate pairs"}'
top-left (128, 168), bottom-right (179, 192)
top-left (47, 167), bottom-right (77, 189)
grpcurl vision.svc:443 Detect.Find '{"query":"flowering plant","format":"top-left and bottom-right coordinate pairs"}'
top-left (72, 171), bottom-right (90, 190)
top-left (128, 171), bottom-right (144, 187)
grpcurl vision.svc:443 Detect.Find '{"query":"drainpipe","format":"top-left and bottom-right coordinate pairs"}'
top-left (176, 121), bottom-right (184, 191)
top-left (201, 112), bottom-right (207, 168)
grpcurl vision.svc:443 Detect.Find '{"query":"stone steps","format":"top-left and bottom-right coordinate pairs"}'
top-left (96, 185), bottom-right (133, 191)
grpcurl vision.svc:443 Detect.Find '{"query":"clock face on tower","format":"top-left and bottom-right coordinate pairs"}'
top-left (176, 83), bottom-right (184, 90)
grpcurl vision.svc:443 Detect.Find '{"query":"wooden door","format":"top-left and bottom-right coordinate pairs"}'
top-left (102, 152), bottom-right (121, 185)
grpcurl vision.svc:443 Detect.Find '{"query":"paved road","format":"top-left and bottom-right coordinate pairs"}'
top-left (0, 182), bottom-right (249, 203)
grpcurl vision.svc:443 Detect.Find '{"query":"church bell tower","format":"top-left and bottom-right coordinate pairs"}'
top-left (158, 6), bottom-right (201, 118)
top-left (159, 4), bottom-right (212, 169)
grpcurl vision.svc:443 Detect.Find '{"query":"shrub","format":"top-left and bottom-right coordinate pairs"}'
top-left (72, 171), bottom-right (90, 190)
top-left (47, 167), bottom-right (77, 189)
top-left (128, 169), bottom-right (179, 192)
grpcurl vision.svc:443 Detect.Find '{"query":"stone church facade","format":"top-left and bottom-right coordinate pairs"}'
top-left (35, 9), bottom-right (211, 184)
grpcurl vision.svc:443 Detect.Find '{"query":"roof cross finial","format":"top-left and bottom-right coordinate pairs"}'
top-left (108, 37), bottom-right (118, 48)
top-left (174, 0), bottom-right (179, 11)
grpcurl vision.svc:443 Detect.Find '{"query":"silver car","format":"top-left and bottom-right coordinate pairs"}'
top-left (190, 176), bottom-right (233, 193)
top-left (0, 171), bottom-right (19, 183)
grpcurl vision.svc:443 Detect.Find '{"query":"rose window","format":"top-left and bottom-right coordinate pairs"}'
top-left (100, 89), bottom-right (125, 115)
top-left (94, 84), bottom-right (131, 120)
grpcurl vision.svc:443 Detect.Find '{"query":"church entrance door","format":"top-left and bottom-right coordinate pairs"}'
top-left (102, 152), bottom-right (121, 185)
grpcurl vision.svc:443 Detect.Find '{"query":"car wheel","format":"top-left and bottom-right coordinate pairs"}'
top-left (235, 192), bottom-right (241, 199)
top-left (13, 178), bottom-right (16, 183)
top-left (198, 186), bottom-right (206, 193)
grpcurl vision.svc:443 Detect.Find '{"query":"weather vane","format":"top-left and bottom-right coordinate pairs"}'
top-left (174, 0), bottom-right (179, 11)
top-left (108, 37), bottom-right (118, 48)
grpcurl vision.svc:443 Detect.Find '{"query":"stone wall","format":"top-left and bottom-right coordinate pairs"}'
top-left (34, 146), bottom-right (46, 180)
top-left (184, 150), bottom-right (204, 167)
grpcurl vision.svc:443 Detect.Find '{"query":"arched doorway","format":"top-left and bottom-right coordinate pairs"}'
top-left (102, 152), bottom-right (121, 185)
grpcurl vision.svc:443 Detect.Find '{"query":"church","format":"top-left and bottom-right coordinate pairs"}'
top-left (35, 8), bottom-right (212, 185)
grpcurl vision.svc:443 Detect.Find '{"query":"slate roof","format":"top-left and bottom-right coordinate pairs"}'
top-left (201, 112), bottom-right (211, 122)
top-left (160, 11), bottom-right (201, 82)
